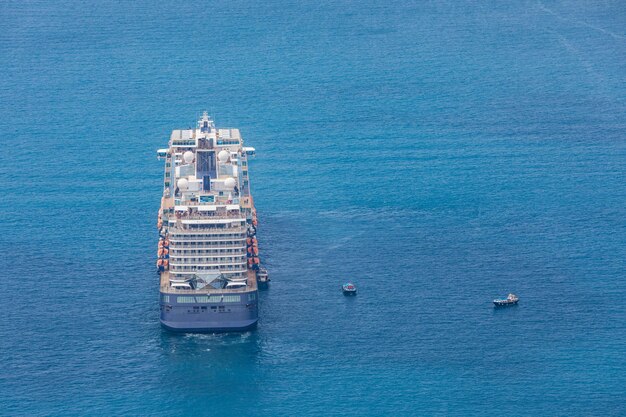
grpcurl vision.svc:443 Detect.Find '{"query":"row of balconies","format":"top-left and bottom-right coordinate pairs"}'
top-left (169, 240), bottom-right (246, 247)
top-left (169, 271), bottom-right (247, 279)
top-left (170, 257), bottom-right (246, 265)
top-left (167, 233), bottom-right (246, 240)
top-left (170, 254), bottom-right (246, 261)
top-left (170, 248), bottom-right (245, 256)
top-left (169, 264), bottom-right (247, 272)
top-left (168, 227), bottom-right (246, 234)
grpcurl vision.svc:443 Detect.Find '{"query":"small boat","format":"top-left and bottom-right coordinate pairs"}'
top-left (493, 293), bottom-right (519, 307)
top-left (342, 282), bottom-right (357, 295)
top-left (257, 268), bottom-right (270, 283)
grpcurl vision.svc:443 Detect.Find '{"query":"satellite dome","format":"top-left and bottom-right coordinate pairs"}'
top-left (177, 178), bottom-right (189, 190)
top-left (183, 151), bottom-right (194, 164)
top-left (218, 150), bottom-right (230, 163)
top-left (224, 177), bottom-right (237, 189)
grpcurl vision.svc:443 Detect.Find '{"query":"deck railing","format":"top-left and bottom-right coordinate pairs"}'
top-left (168, 227), bottom-right (247, 235)
top-left (169, 258), bottom-right (246, 265)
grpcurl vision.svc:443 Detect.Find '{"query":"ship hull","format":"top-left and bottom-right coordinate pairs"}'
top-left (159, 289), bottom-right (258, 333)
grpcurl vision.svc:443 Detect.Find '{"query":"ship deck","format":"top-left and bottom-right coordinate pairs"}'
top-left (159, 269), bottom-right (258, 294)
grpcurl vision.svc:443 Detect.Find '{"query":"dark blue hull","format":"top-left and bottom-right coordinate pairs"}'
top-left (493, 300), bottom-right (518, 307)
top-left (160, 290), bottom-right (258, 333)
top-left (161, 319), bottom-right (258, 333)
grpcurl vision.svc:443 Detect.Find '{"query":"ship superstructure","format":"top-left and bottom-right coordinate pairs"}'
top-left (156, 112), bottom-right (263, 332)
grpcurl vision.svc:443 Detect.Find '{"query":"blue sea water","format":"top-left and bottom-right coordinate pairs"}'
top-left (1, 0), bottom-right (625, 415)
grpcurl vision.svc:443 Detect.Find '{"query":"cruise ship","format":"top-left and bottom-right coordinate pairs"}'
top-left (156, 112), bottom-right (265, 332)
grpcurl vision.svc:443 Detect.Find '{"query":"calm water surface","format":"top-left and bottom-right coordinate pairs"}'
top-left (1, 0), bottom-right (625, 415)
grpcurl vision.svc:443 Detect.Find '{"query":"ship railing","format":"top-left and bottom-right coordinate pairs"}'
top-left (169, 258), bottom-right (247, 265)
top-left (159, 286), bottom-right (251, 294)
top-left (170, 242), bottom-right (246, 250)
top-left (170, 253), bottom-right (247, 259)
top-left (166, 213), bottom-right (244, 220)
top-left (168, 269), bottom-right (247, 275)
top-left (171, 242), bottom-right (246, 248)
top-left (168, 237), bottom-right (247, 243)
top-left (168, 227), bottom-right (247, 235)
top-left (167, 231), bottom-right (247, 237)
top-left (168, 199), bottom-right (241, 208)
top-left (169, 249), bottom-right (246, 255)
top-left (169, 264), bottom-right (247, 270)
top-left (170, 262), bottom-right (246, 274)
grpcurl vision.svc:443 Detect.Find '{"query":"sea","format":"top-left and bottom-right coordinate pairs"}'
top-left (1, 1), bottom-right (624, 415)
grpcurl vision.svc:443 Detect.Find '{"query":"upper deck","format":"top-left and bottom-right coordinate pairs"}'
top-left (159, 112), bottom-right (253, 209)
top-left (159, 112), bottom-right (254, 222)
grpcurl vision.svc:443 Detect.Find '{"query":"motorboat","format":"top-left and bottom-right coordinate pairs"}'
top-left (493, 293), bottom-right (519, 307)
top-left (257, 267), bottom-right (270, 283)
top-left (342, 282), bottom-right (357, 295)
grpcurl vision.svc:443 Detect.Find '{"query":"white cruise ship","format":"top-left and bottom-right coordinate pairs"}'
top-left (156, 112), bottom-right (266, 332)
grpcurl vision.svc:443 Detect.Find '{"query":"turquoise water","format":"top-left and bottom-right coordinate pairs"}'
top-left (1, 1), bottom-right (625, 415)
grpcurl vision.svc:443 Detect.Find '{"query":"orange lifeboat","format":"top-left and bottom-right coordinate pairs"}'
top-left (247, 258), bottom-right (253, 267)
top-left (163, 239), bottom-right (170, 246)
top-left (252, 257), bottom-right (260, 265)
top-left (157, 259), bottom-right (164, 267)
top-left (158, 240), bottom-right (164, 248)
top-left (163, 259), bottom-right (169, 268)
top-left (253, 247), bottom-right (259, 256)
top-left (158, 248), bottom-right (164, 257)
top-left (162, 248), bottom-right (169, 256)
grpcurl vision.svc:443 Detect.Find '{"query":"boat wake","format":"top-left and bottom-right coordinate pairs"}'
top-left (537, 1), bottom-right (625, 41)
